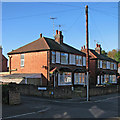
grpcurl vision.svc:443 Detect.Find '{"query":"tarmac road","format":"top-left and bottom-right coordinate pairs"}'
top-left (2, 93), bottom-right (120, 119)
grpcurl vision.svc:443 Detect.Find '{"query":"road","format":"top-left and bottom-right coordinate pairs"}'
top-left (2, 93), bottom-right (120, 119)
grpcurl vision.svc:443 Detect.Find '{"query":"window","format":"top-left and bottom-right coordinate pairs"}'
top-left (102, 61), bottom-right (107, 69)
top-left (110, 63), bottom-right (114, 70)
top-left (21, 54), bottom-right (24, 67)
top-left (76, 55), bottom-right (82, 66)
top-left (56, 52), bottom-right (60, 63)
top-left (52, 51), bottom-right (55, 63)
top-left (100, 60), bottom-right (102, 68)
top-left (74, 73), bottom-right (86, 85)
top-left (61, 53), bottom-right (68, 64)
top-left (105, 74), bottom-right (109, 83)
top-left (83, 57), bottom-right (86, 66)
top-left (114, 63), bottom-right (117, 70)
top-left (112, 75), bottom-right (117, 83)
top-left (98, 60), bottom-right (100, 68)
top-left (69, 54), bottom-right (75, 65)
top-left (58, 72), bottom-right (72, 85)
top-left (107, 61), bottom-right (110, 69)
top-left (97, 76), bottom-right (100, 84)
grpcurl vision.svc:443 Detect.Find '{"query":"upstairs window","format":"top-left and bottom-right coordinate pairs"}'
top-left (21, 54), bottom-right (24, 67)
top-left (69, 54), bottom-right (75, 65)
top-left (114, 63), bottom-right (117, 70)
top-left (107, 61), bottom-right (110, 69)
top-left (110, 63), bottom-right (114, 70)
top-left (76, 55), bottom-right (82, 66)
top-left (83, 57), bottom-right (86, 66)
top-left (98, 60), bottom-right (100, 68)
top-left (56, 52), bottom-right (60, 63)
top-left (61, 53), bottom-right (68, 64)
top-left (52, 51), bottom-right (55, 63)
top-left (102, 61), bottom-right (107, 69)
top-left (100, 60), bottom-right (102, 68)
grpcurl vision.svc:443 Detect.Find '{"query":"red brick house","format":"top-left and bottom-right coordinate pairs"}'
top-left (8, 30), bottom-right (87, 87)
top-left (0, 46), bottom-right (8, 72)
top-left (81, 44), bottom-right (118, 85)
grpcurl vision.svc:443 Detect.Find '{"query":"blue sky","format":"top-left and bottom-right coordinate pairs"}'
top-left (2, 2), bottom-right (118, 58)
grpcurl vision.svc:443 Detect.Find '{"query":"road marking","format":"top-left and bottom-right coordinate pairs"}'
top-left (93, 96), bottom-right (120, 103)
top-left (2, 107), bottom-right (50, 119)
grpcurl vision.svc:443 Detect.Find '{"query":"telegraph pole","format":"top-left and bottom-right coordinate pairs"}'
top-left (50, 17), bottom-right (57, 37)
top-left (86, 5), bottom-right (90, 101)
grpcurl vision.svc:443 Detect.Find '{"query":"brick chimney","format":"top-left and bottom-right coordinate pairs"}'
top-left (54, 30), bottom-right (63, 44)
top-left (95, 44), bottom-right (101, 54)
top-left (40, 33), bottom-right (42, 38)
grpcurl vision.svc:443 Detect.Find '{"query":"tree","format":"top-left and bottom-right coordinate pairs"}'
top-left (114, 50), bottom-right (120, 63)
top-left (107, 49), bottom-right (117, 60)
top-left (101, 50), bottom-right (107, 56)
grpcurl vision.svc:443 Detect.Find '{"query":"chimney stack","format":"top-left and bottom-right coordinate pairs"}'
top-left (54, 30), bottom-right (63, 44)
top-left (40, 33), bottom-right (42, 38)
top-left (95, 44), bottom-right (101, 54)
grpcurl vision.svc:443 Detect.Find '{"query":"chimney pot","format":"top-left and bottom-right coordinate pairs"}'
top-left (83, 45), bottom-right (85, 49)
top-left (96, 44), bottom-right (98, 47)
top-left (56, 30), bottom-right (58, 35)
top-left (40, 33), bottom-right (42, 38)
top-left (59, 31), bottom-right (61, 35)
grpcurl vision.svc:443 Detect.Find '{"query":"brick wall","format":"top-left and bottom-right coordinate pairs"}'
top-left (8, 84), bottom-right (120, 99)
top-left (10, 51), bottom-right (48, 78)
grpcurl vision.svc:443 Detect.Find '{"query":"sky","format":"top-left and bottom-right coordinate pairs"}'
top-left (2, 2), bottom-right (118, 58)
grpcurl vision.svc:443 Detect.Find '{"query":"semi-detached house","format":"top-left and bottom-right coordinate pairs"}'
top-left (8, 30), bottom-right (87, 87)
top-left (81, 44), bottom-right (118, 85)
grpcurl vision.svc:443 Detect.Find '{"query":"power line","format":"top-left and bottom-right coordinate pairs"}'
top-left (2, 8), bottom-right (80, 21)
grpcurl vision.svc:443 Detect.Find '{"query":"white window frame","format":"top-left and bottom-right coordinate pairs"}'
top-left (58, 72), bottom-right (72, 86)
top-left (52, 51), bottom-right (55, 63)
top-left (83, 57), bottom-right (86, 66)
top-left (21, 54), bottom-right (24, 67)
top-left (56, 52), bottom-right (60, 63)
top-left (69, 54), bottom-right (75, 65)
top-left (107, 61), bottom-right (110, 69)
top-left (74, 73), bottom-right (86, 85)
top-left (61, 53), bottom-right (68, 64)
top-left (100, 60), bottom-right (102, 68)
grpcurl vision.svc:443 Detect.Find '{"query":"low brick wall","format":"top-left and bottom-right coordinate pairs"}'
top-left (74, 85), bottom-right (119, 97)
top-left (3, 84), bottom-right (120, 99)
top-left (2, 84), bottom-right (21, 105)
top-left (9, 90), bottom-right (21, 105)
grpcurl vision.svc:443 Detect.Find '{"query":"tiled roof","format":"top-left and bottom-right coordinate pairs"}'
top-left (90, 49), bottom-right (118, 63)
top-left (8, 37), bottom-right (86, 56)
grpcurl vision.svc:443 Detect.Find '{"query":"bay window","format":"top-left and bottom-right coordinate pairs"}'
top-left (58, 72), bottom-right (72, 85)
top-left (69, 54), bottom-right (75, 65)
top-left (74, 73), bottom-right (86, 85)
top-left (56, 52), bottom-right (60, 63)
top-left (52, 51), bottom-right (55, 63)
top-left (61, 53), bottom-right (68, 64)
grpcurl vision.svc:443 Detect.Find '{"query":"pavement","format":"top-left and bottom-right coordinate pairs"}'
top-left (2, 93), bottom-right (120, 119)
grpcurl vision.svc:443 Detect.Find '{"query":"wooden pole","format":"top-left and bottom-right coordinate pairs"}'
top-left (86, 5), bottom-right (90, 101)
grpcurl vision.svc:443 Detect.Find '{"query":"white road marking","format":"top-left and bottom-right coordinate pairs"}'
top-left (2, 107), bottom-right (50, 119)
top-left (93, 96), bottom-right (120, 103)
